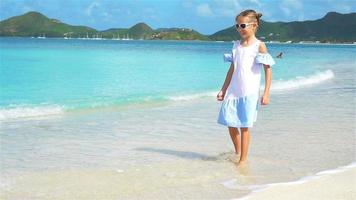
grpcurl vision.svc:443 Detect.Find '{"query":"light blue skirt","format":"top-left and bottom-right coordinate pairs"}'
top-left (217, 94), bottom-right (260, 128)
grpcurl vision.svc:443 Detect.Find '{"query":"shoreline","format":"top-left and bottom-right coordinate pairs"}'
top-left (0, 36), bottom-right (355, 45)
top-left (236, 162), bottom-right (356, 200)
top-left (0, 67), bottom-right (337, 122)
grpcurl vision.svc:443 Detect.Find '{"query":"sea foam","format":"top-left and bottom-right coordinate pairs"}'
top-left (270, 69), bottom-right (334, 91)
top-left (0, 105), bottom-right (65, 121)
top-left (169, 69), bottom-right (335, 101)
top-left (227, 162), bottom-right (356, 200)
top-left (0, 70), bottom-right (335, 120)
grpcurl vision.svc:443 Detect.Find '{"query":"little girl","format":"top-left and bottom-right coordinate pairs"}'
top-left (217, 9), bottom-right (275, 166)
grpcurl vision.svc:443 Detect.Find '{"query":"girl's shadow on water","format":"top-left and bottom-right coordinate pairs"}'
top-left (134, 147), bottom-right (233, 162)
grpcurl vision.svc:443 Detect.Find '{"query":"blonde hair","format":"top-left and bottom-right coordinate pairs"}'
top-left (235, 9), bottom-right (262, 26)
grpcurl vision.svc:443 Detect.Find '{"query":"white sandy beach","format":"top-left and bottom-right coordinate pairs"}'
top-left (1, 93), bottom-right (355, 199)
top-left (238, 164), bottom-right (356, 200)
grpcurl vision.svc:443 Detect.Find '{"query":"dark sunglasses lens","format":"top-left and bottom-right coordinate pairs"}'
top-left (235, 24), bottom-right (247, 29)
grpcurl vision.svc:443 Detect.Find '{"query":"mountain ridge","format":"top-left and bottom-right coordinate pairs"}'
top-left (0, 11), bottom-right (355, 43)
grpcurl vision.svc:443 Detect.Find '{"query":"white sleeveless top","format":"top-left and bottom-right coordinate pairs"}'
top-left (223, 39), bottom-right (275, 99)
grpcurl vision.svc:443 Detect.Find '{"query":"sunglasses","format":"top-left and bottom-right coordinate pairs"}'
top-left (235, 23), bottom-right (255, 29)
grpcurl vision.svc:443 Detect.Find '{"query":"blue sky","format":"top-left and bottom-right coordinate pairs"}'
top-left (0, 0), bottom-right (355, 35)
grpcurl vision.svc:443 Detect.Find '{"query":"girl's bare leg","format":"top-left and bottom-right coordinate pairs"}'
top-left (228, 127), bottom-right (241, 155)
top-left (239, 127), bottom-right (250, 164)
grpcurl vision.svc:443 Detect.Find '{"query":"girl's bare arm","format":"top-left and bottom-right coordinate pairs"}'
top-left (259, 42), bottom-right (272, 104)
top-left (220, 62), bottom-right (234, 91)
top-left (263, 65), bottom-right (272, 95)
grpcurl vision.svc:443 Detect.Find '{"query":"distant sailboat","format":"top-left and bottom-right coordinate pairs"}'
top-left (112, 33), bottom-right (120, 40)
top-left (64, 32), bottom-right (73, 39)
top-left (122, 34), bottom-right (128, 40)
top-left (92, 33), bottom-right (100, 40)
top-left (122, 33), bottom-right (133, 41)
top-left (93, 33), bottom-right (104, 40)
top-left (37, 33), bottom-right (46, 39)
top-left (78, 32), bottom-right (89, 40)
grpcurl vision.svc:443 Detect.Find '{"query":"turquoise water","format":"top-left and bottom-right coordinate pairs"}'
top-left (0, 38), bottom-right (231, 109)
top-left (0, 38), bottom-right (355, 199)
top-left (2, 38), bottom-right (351, 119)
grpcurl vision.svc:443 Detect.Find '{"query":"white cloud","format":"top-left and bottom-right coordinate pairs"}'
top-left (194, 0), bottom-right (243, 18)
top-left (214, 0), bottom-right (241, 17)
top-left (85, 1), bottom-right (100, 16)
top-left (196, 3), bottom-right (214, 17)
top-left (84, 1), bottom-right (115, 23)
top-left (280, 6), bottom-right (291, 16)
top-left (280, 0), bottom-right (303, 16)
top-left (335, 3), bottom-right (353, 13)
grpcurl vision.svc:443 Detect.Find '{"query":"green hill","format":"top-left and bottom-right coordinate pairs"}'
top-left (128, 22), bottom-right (155, 39)
top-left (0, 11), bottom-right (355, 42)
top-left (0, 11), bottom-right (208, 40)
top-left (101, 22), bottom-right (155, 39)
top-left (152, 28), bottom-right (210, 40)
top-left (0, 11), bottom-right (97, 37)
top-left (209, 12), bottom-right (356, 43)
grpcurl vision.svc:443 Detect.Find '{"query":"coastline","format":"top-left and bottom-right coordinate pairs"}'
top-left (236, 162), bottom-right (356, 200)
top-left (0, 36), bottom-right (355, 45)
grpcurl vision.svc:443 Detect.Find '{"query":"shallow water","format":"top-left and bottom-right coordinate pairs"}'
top-left (0, 38), bottom-right (355, 199)
top-left (1, 38), bottom-right (351, 118)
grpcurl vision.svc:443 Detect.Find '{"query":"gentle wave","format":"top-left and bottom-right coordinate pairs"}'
top-left (167, 91), bottom-right (217, 101)
top-left (271, 69), bottom-right (334, 91)
top-left (0, 105), bottom-right (65, 121)
top-left (225, 161), bottom-right (356, 200)
top-left (0, 70), bottom-right (334, 120)
top-left (169, 69), bottom-right (335, 101)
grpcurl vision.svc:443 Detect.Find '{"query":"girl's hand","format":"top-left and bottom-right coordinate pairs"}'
top-left (261, 94), bottom-right (270, 105)
top-left (217, 90), bottom-right (225, 101)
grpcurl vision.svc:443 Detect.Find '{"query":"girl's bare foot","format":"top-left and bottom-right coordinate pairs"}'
top-left (229, 153), bottom-right (240, 163)
top-left (236, 160), bottom-right (250, 175)
top-left (237, 160), bottom-right (248, 166)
